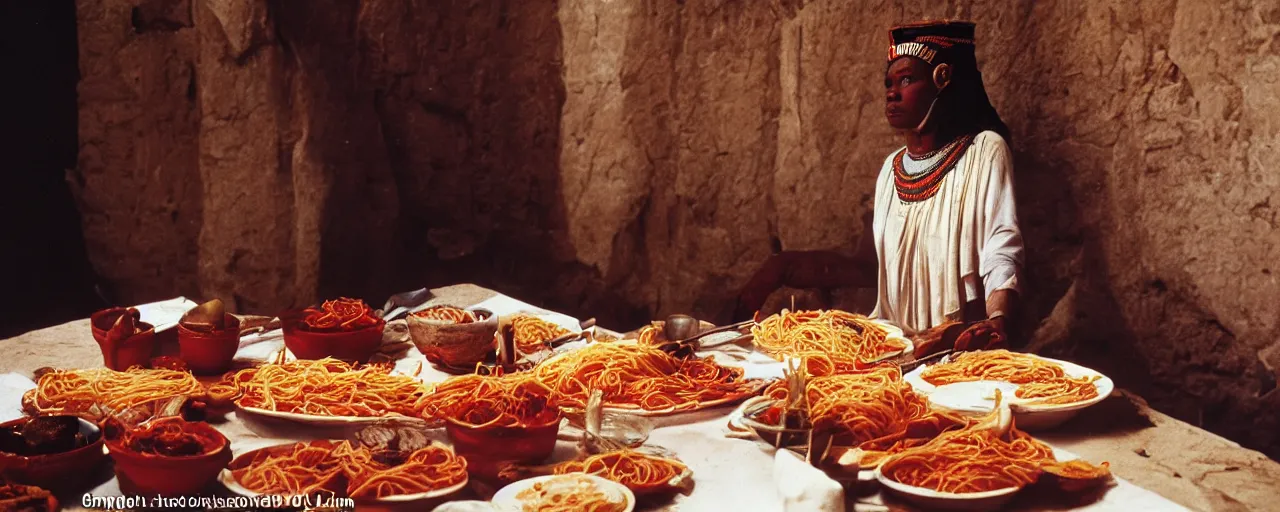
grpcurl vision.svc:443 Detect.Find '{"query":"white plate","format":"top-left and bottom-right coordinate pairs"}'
top-left (236, 405), bottom-right (420, 426)
top-left (905, 354), bottom-right (1115, 430)
top-left (220, 442), bottom-right (469, 503)
top-left (874, 464), bottom-right (1021, 511)
top-left (491, 474), bottom-right (634, 512)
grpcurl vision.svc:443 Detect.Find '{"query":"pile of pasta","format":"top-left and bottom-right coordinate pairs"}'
top-left (510, 314), bottom-right (572, 353)
top-left (751, 310), bottom-right (906, 369)
top-left (553, 450), bottom-right (689, 495)
top-left (299, 298), bottom-right (380, 332)
top-left (532, 343), bottom-right (758, 412)
top-left (23, 367), bottom-right (206, 420)
top-left (209, 358), bottom-right (430, 417)
top-left (759, 365), bottom-right (965, 465)
top-left (879, 421), bottom-right (1112, 494)
top-left (230, 440), bottom-right (467, 499)
top-left (425, 372), bottom-right (560, 427)
top-left (920, 349), bottom-right (1100, 405)
top-left (411, 305), bottom-right (480, 324)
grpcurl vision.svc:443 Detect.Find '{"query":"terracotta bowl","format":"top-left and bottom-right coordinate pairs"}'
top-left (91, 307), bottom-right (157, 371)
top-left (283, 318), bottom-right (386, 363)
top-left (444, 413), bottom-right (560, 482)
top-left (0, 416), bottom-right (106, 492)
top-left (106, 419), bottom-right (232, 496)
top-left (178, 314), bottom-right (241, 375)
top-left (407, 308), bottom-right (497, 367)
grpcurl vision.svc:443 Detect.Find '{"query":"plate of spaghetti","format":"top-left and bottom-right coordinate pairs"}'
top-left (873, 418), bottom-right (1113, 510)
top-left (221, 439), bottom-right (469, 503)
top-left (750, 310), bottom-right (911, 370)
top-left (531, 343), bottom-right (765, 416)
top-left (551, 449), bottom-right (692, 496)
top-left (210, 358), bottom-right (431, 425)
top-left (740, 364), bottom-right (967, 469)
top-left (904, 349), bottom-right (1114, 429)
top-left (493, 473), bottom-right (634, 512)
top-left (22, 367), bottom-right (207, 422)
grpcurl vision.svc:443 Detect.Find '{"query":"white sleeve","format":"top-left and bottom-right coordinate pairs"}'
top-left (977, 136), bottom-right (1024, 298)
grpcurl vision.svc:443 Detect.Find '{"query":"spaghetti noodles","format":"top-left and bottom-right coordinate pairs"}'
top-left (759, 365), bottom-right (964, 463)
top-left (751, 310), bottom-right (906, 368)
top-left (920, 350), bottom-right (1100, 404)
top-left (511, 314), bottom-right (571, 353)
top-left (553, 450), bottom-right (688, 494)
top-left (117, 417), bottom-right (223, 457)
top-left (230, 440), bottom-right (467, 499)
top-left (532, 343), bottom-right (758, 412)
top-left (210, 358), bottom-right (429, 417)
top-left (878, 424), bottom-right (1056, 493)
top-left (411, 306), bottom-right (479, 324)
top-left (515, 474), bottom-right (626, 512)
top-left (425, 372), bottom-right (559, 427)
top-left (301, 298), bottom-right (380, 332)
top-left (24, 368), bottom-right (205, 420)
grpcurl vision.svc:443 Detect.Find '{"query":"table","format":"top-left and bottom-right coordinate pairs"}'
top-left (4, 284), bottom-right (1278, 511)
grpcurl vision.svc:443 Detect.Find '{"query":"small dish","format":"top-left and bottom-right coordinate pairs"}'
top-left (106, 418), bottom-right (232, 496)
top-left (282, 317), bottom-right (386, 363)
top-left (407, 307), bottom-right (498, 368)
top-left (178, 314), bottom-right (241, 375)
top-left (444, 415), bottom-right (561, 481)
top-left (491, 474), bottom-right (634, 512)
top-left (0, 416), bottom-right (106, 492)
top-left (874, 465), bottom-right (1021, 511)
top-left (91, 307), bottom-right (157, 371)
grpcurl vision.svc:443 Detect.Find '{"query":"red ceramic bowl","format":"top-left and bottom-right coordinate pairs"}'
top-left (282, 318), bottom-right (386, 363)
top-left (0, 416), bottom-right (106, 492)
top-left (106, 419), bottom-right (232, 496)
top-left (91, 307), bottom-right (157, 371)
top-left (444, 414), bottom-right (560, 482)
top-left (178, 314), bottom-right (241, 375)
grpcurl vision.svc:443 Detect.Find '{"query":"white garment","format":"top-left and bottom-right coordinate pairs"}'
top-left (870, 131), bottom-right (1023, 334)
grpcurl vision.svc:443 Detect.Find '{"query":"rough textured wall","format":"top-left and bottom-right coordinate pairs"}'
top-left (75, 0), bottom-right (1280, 459)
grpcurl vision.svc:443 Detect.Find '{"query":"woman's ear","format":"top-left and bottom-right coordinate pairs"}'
top-left (932, 63), bottom-right (952, 90)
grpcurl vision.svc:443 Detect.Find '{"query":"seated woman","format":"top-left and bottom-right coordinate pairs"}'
top-left (736, 21), bottom-right (1021, 356)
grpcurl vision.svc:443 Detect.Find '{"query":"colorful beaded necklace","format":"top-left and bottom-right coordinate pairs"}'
top-left (893, 134), bottom-right (975, 203)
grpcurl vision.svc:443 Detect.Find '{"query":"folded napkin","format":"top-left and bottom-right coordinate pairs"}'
top-left (774, 449), bottom-right (845, 512)
top-left (134, 296), bottom-right (199, 332)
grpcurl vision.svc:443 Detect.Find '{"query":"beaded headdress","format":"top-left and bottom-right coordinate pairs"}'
top-left (887, 20), bottom-right (976, 67)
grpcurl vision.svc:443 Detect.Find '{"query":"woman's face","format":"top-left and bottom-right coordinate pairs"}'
top-left (884, 57), bottom-right (939, 130)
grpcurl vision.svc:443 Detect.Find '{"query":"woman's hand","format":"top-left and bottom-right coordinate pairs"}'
top-left (910, 317), bottom-right (1007, 359)
top-left (954, 316), bottom-right (1008, 352)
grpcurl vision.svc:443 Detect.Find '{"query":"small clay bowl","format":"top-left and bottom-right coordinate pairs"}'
top-left (91, 307), bottom-right (156, 371)
top-left (407, 308), bottom-right (497, 368)
top-left (0, 416), bottom-right (106, 492)
top-left (444, 413), bottom-right (560, 482)
top-left (178, 314), bottom-right (241, 375)
top-left (283, 317), bottom-right (386, 363)
top-left (106, 418), bottom-right (232, 496)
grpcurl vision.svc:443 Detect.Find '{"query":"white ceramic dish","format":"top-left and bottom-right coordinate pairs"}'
top-left (220, 441), bottom-right (469, 504)
top-left (905, 354), bottom-right (1115, 431)
top-left (874, 465), bottom-right (1021, 511)
top-left (492, 474), bottom-right (634, 512)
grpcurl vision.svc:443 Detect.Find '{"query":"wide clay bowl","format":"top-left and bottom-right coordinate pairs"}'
top-left (407, 307), bottom-right (497, 367)
top-left (0, 416), bottom-right (106, 492)
top-left (91, 307), bottom-right (157, 371)
top-left (283, 317), bottom-right (386, 363)
top-left (178, 314), bottom-right (241, 375)
top-left (106, 420), bottom-right (232, 496)
top-left (444, 414), bottom-right (560, 482)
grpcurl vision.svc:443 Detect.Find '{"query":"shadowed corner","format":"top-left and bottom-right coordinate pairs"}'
top-left (1049, 392), bottom-right (1156, 437)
